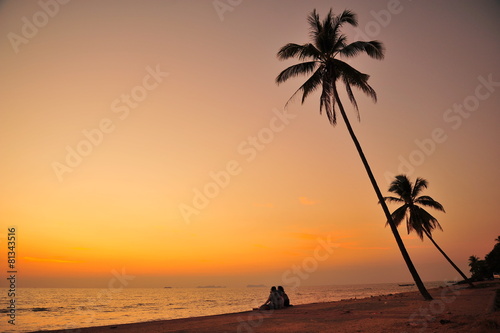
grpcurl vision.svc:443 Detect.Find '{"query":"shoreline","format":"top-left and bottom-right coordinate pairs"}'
top-left (33, 281), bottom-right (500, 333)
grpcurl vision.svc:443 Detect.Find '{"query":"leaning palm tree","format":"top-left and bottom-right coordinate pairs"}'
top-left (275, 9), bottom-right (433, 300)
top-left (383, 175), bottom-right (473, 287)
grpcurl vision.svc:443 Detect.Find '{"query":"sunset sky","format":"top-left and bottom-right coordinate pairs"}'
top-left (1, 0), bottom-right (499, 288)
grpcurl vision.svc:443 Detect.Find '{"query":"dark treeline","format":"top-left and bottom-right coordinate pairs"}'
top-left (468, 236), bottom-right (500, 281)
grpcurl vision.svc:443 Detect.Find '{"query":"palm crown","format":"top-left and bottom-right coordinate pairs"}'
top-left (383, 175), bottom-right (445, 239)
top-left (276, 9), bottom-right (384, 125)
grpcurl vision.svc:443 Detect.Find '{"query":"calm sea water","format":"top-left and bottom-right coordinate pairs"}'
top-left (1, 282), bottom-right (446, 332)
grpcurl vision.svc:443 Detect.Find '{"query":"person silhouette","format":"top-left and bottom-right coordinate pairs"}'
top-left (277, 286), bottom-right (291, 307)
top-left (259, 286), bottom-right (283, 310)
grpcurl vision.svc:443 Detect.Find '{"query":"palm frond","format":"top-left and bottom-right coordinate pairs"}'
top-left (383, 196), bottom-right (404, 204)
top-left (276, 61), bottom-right (319, 85)
top-left (389, 175), bottom-right (412, 201)
top-left (340, 40), bottom-right (385, 60)
top-left (333, 9), bottom-right (358, 29)
top-left (299, 67), bottom-right (323, 103)
top-left (283, 67), bottom-right (323, 107)
top-left (325, 10), bottom-right (357, 55)
top-left (307, 9), bottom-right (322, 41)
top-left (412, 177), bottom-right (428, 198)
top-left (334, 60), bottom-right (377, 102)
top-left (410, 206), bottom-right (443, 237)
top-left (386, 205), bottom-right (408, 228)
top-left (342, 77), bottom-right (360, 121)
top-left (332, 34), bottom-right (348, 55)
top-left (415, 196), bottom-right (445, 212)
top-left (316, 10), bottom-right (336, 54)
top-left (320, 78), bottom-right (335, 125)
top-left (323, 9), bottom-right (334, 28)
top-left (408, 206), bottom-right (426, 240)
top-left (277, 43), bottom-right (321, 61)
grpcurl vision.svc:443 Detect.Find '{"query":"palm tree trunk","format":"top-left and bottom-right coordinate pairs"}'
top-left (332, 86), bottom-right (433, 300)
top-left (423, 229), bottom-right (474, 287)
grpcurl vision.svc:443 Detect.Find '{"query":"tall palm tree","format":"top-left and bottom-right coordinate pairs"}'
top-left (383, 175), bottom-right (473, 287)
top-left (275, 9), bottom-right (433, 300)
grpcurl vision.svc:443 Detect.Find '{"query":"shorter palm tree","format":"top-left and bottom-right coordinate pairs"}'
top-left (468, 255), bottom-right (480, 279)
top-left (383, 175), bottom-right (473, 287)
top-left (468, 255), bottom-right (490, 280)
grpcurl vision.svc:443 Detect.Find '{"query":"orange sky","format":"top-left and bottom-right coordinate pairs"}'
top-left (1, 0), bottom-right (499, 288)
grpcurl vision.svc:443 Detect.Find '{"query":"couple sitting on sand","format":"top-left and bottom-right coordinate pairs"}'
top-left (259, 286), bottom-right (292, 310)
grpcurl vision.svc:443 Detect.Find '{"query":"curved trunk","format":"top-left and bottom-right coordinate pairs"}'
top-left (423, 229), bottom-right (474, 287)
top-left (332, 86), bottom-right (433, 300)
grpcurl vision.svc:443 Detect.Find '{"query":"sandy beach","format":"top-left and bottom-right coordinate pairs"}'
top-left (34, 281), bottom-right (500, 333)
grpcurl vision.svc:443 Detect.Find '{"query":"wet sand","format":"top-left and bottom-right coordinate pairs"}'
top-left (34, 281), bottom-right (500, 333)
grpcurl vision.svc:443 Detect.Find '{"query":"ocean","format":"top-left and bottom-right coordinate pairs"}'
top-left (1, 282), bottom-right (447, 332)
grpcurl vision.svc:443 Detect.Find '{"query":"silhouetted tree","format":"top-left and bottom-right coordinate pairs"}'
top-left (468, 255), bottom-right (491, 281)
top-left (382, 175), bottom-right (473, 287)
top-left (275, 9), bottom-right (432, 300)
top-left (485, 236), bottom-right (500, 275)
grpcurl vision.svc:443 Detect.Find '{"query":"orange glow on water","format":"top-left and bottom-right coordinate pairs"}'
top-left (1, 0), bottom-right (499, 288)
